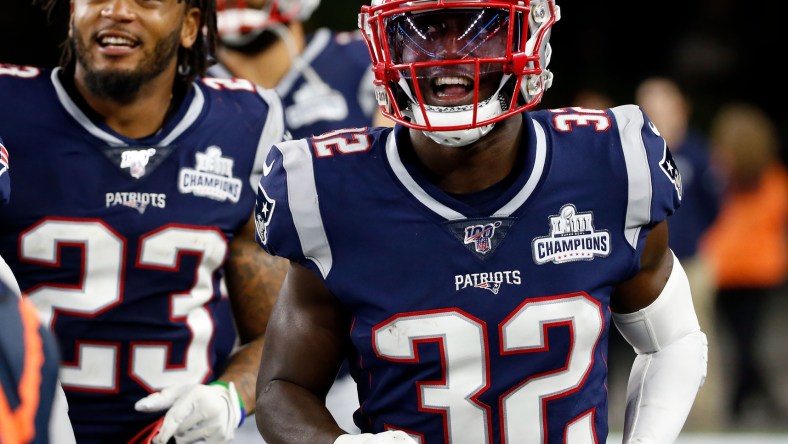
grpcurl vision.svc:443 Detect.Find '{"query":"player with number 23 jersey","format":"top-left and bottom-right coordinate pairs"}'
top-left (0, 64), bottom-right (284, 442)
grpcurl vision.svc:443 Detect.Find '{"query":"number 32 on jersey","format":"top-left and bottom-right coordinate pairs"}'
top-left (373, 294), bottom-right (603, 444)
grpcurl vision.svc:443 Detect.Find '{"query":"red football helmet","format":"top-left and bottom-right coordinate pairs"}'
top-left (359, 0), bottom-right (560, 146)
top-left (217, 0), bottom-right (321, 45)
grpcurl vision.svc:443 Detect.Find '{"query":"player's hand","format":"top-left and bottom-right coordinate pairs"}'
top-left (134, 382), bottom-right (244, 444)
top-left (334, 431), bottom-right (418, 444)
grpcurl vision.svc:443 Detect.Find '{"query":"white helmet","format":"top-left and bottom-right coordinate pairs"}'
top-left (359, 0), bottom-right (560, 147)
top-left (217, 0), bottom-right (321, 46)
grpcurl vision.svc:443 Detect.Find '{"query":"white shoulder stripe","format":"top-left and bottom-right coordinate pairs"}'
top-left (51, 69), bottom-right (124, 145)
top-left (612, 105), bottom-right (653, 249)
top-left (52, 67), bottom-right (205, 147)
top-left (493, 119), bottom-right (547, 217)
top-left (250, 87), bottom-right (287, 188)
top-left (159, 85), bottom-right (203, 146)
top-left (386, 120), bottom-right (547, 220)
top-left (280, 139), bottom-right (333, 278)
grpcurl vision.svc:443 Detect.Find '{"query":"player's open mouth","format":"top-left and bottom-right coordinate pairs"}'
top-left (433, 76), bottom-right (472, 98)
top-left (428, 75), bottom-right (474, 105)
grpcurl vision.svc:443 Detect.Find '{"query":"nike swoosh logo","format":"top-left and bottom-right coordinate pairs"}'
top-left (263, 159), bottom-right (275, 177)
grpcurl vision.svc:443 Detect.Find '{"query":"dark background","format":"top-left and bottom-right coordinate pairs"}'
top-left (1, 0), bottom-right (785, 161)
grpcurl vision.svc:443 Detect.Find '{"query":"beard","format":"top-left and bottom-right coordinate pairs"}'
top-left (73, 26), bottom-right (182, 104)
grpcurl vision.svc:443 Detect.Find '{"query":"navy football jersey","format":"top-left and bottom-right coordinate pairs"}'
top-left (0, 64), bottom-right (285, 442)
top-left (209, 28), bottom-right (378, 140)
top-left (255, 106), bottom-right (681, 443)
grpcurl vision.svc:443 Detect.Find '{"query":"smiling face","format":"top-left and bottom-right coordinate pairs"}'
top-left (388, 8), bottom-right (511, 108)
top-left (70, 0), bottom-right (200, 102)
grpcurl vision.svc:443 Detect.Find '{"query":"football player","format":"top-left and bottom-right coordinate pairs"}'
top-left (0, 0), bottom-right (287, 443)
top-left (253, 1), bottom-right (708, 443)
top-left (210, 0), bottom-right (392, 140)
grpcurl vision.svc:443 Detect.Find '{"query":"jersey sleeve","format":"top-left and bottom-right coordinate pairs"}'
top-left (254, 138), bottom-right (329, 277)
top-left (247, 87), bottom-right (287, 189)
top-left (611, 105), bottom-right (682, 254)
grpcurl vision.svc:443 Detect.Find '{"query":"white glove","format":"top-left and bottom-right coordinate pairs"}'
top-left (334, 431), bottom-right (418, 444)
top-left (134, 382), bottom-right (244, 444)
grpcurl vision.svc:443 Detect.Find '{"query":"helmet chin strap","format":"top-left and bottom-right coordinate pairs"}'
top-left (402, 75), bottom-right (510, 148)
top-left (412, 101), bottom-right (500, 148)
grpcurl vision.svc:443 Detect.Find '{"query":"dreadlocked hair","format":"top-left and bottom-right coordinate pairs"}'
top-left (33, 0), bottom-right (218, 85)
top-left (180, 0), bottom-right (218, 82)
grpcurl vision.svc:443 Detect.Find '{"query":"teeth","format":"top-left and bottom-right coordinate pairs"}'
top-left (434, 77), bottom-right (471, 87)
top-left (100, 36), bottom-right (135, 46)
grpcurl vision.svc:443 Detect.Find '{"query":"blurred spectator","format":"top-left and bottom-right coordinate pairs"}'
top-left (702, 102), bottom-right (788, 427)
top-left (636, 77), bottom-right (722, 262)
top-left (634, 77), bottom-right (725, 430)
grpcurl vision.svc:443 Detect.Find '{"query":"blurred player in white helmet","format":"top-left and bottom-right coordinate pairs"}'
top-left (211, 0), bottom-right (392, 141)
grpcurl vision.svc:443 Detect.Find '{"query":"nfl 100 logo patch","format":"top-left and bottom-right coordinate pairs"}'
top-left (464, 221), bottom-right (502, 254)
top-left (121, 148), bottom-right (157, 179)
top-left (446, 218), bottom-right (515, 261)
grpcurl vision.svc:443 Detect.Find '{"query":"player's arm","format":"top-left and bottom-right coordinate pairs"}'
top-left (610, 220), bottom-right (707, 443)
top-left (256, 261), bottom-right (349, 443)
top-left (219, 213), bottom-right (288, 411)
top-left (134, 215), bottom-right (288, 444)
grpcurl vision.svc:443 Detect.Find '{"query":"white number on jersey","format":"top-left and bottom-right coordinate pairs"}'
top-left (373, 293), bottom-right (603, 444)
top-left (21, 219), bottom-right (226, 393)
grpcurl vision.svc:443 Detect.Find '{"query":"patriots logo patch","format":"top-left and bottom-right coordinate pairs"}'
top-left (474, 280), bottom-right (502, 294)
top-left (254, 184), bottom-right (276, 245)
top-left (454, 270), bottom-right (522, 294)
top-left (0, 142), bottom-right (9, 205)
top-left (0, 142), bottom-right (8, 177)
top-left (659, 144), bottom-right (683, 200)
